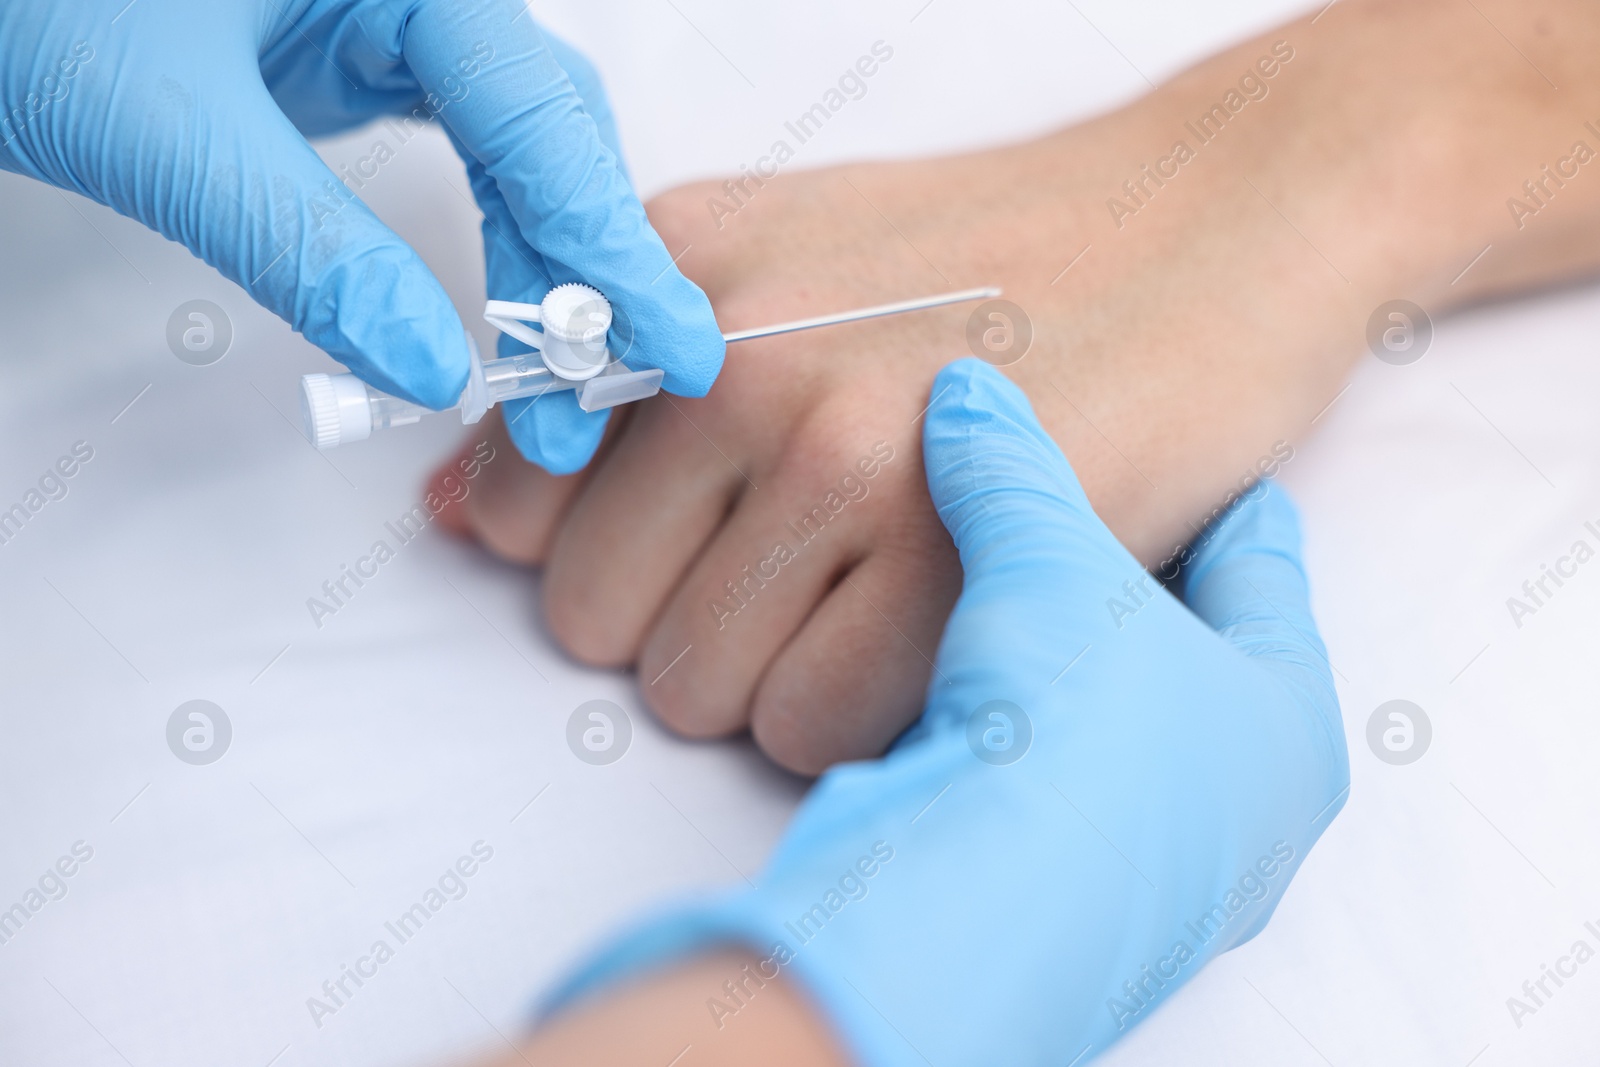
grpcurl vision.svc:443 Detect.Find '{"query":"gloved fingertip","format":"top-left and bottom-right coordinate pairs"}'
top-left (1180, 482), bottom-right (1307, 597)
top-left (502, 392), bottom-right (609, 475)
top-left (620, 284), bottom-right (724, 397)
top-left (656, 352), bottom-right (723, 398)
top-left (922, 358), bottom-right (1090, 519)
top-left (303, 244), bottom-right (471, 410)
top-left (927, 358), bottom-right (1032, 426)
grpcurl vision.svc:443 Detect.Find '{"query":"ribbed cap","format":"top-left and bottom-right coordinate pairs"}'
top-left (541, 283), bottom-right (612, 343)
top-left (300, 373), bottom-right (342, 450)
top-left (298, 373), bottom-right (373, 450)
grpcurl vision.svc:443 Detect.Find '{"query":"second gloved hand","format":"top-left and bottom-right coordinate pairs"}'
top-left (0, 0), bottom-right (722, 469)
top-left (545, 358), bottom-right (1350, 1066)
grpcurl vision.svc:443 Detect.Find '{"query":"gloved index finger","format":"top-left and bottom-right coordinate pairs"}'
top-left (399, 0), bottom-right (724, 396)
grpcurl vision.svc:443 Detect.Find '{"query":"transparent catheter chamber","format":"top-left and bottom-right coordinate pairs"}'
top-left (300, 285), bottom-right (664, 450)
top-left (299, 343), bottom-right (665, 450)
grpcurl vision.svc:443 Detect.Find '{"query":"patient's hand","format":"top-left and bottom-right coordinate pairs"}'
top-left (438, 0), bottom-right (1600, 773)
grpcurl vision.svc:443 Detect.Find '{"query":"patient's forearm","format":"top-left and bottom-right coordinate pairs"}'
top-left (997, 0), bottom-right (1600, 566)
top-left (1127, 0), bottom-right (1600, 305)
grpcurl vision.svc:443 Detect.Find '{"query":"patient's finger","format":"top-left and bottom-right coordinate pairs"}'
top-left (541, 397), bottom-right (749, 667)
top-left (633, 448), bottom-right (878, 740)
top-left (451, 410), bottom-right (592, 564)
top-left (751, 518), bottom-right (959, 775)
top-left (426, 455), bottom-right (477, 537)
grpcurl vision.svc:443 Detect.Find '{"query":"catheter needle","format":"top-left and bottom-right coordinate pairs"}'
top-left (720, 286), bottom-right (1002, 343)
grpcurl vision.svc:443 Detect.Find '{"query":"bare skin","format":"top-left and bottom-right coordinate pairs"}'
top-left (464, 951), bottom-right (851, 1067)
top-left (438, 1), bottom-right (1600, 1063)
top-left (438, 0), bottom-right (1600, 778)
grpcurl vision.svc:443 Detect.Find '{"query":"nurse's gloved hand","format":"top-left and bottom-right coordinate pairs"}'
top-left (547, 359), bottom-right (1350, 1066)
top-left (0, 0), bottom-right (721, 465)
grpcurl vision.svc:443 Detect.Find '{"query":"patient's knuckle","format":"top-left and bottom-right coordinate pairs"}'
top-left (646, 183), bottom-right (717, 250)
top-left (750, 701), bottom-right (833, 776)
top-left (641, 660), bottom-right (743, 740)
top-left (541, 568), bottom-right (634, 667)
top-left (752, 656), bottom-right (884, 775)
top-left (466, 496), bottom-right (551, 565)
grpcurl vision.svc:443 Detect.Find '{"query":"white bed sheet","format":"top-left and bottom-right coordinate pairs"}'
top-left (1, 2), bottom-right (1596, 1065)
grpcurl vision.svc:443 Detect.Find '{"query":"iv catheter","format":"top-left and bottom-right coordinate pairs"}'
top-left (299, 284), bottom-right (1000, 450)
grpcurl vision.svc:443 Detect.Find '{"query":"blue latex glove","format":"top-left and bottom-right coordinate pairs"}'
top-left (548, 359), bottom-right (1350, 1065)
top-left (0, 0), bottom-right (722, 471)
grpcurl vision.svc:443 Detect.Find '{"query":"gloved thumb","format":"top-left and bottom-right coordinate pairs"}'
top-left (922, 358), bottom-right (1130, 598)
top-left (918, 359), bottom-right (1141, 714)
top-left (184, 83), bottom-right (470, 408)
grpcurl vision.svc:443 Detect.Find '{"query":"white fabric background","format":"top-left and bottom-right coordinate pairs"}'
top-left (1, 1), bottom-right (1597, 1065)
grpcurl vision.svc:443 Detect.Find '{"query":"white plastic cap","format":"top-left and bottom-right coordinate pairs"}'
top-left (300, 372), bottom-right (373, 450)
top-left (538, 283), bottom-right (612, 381)
top-left (541, 282), bottom-right (612, 342)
